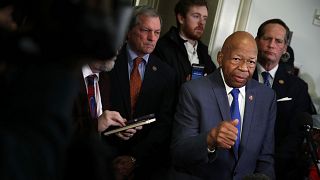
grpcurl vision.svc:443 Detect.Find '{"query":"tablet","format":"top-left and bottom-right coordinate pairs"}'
top-left (103, 114), bottom-right (156, 136)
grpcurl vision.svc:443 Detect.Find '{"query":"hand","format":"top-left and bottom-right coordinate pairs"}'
top-left (97, 110), bottom-right (126, 133)
top-left (186, 74), bottom-right (191, 81)
top-left (115, 126), bottom-right (143, 140)
top-left (207, 119), bottom-right (239, 149)
top-left (113, 155), bottom-right (136, 180)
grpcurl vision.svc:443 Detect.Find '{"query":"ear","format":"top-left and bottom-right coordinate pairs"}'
top-left (217, 51), bottom-right (223, 66)
top-left (283, 44), bottom-right (288, 55)
top-left (177, 14), bottom-right (184, 25)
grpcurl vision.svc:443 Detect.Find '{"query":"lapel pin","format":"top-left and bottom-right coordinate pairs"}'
top-left (279, 80), bottom-right (285, 84)
top-left (152, 66), bottom-right (157, 71)
top-left (249, 95), bottom-right (253, 101)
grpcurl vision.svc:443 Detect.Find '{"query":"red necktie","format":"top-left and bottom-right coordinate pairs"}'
top-left (130, 57), bottom-right (143, 115)
top-left (86, 74), bottom-right (97, 119)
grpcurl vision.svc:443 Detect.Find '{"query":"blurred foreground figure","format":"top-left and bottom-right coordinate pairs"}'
top-left (0, 0), bottom-right (132, 179)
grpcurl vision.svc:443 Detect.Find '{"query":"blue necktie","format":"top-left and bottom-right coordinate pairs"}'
top-left (230, 88), bottom-right (241, 159)
top-left (261, 71), bottom-right (271, 87)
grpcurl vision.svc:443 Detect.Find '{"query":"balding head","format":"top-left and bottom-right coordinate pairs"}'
top-left (221, 31), bottom-right (257, 55)
top-left (217, 31), bottom-right (257, 88)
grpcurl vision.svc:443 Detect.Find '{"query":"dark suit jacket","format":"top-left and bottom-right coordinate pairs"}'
top-left (172, 69), bottom-right (277, 180)
top-left (66, 71), bottom-right (112, 180)
top-left (72, 72), bottom-right (111, 133)
top-left (253, 64), bottom-right (314, 178)
top-left (105, 45), bottom-right (176, 179)
top-left (154, 26), bottom-right (216, 88)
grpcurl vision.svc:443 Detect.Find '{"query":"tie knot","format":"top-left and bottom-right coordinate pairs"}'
top-left (86, 74), bottom-right (97, 86)
top-left (261, 71), bottom-right (270, 81)
top-left (231, 88), bottom-right (240, 98)
top-left (134, 57), bottom-right (143, 67)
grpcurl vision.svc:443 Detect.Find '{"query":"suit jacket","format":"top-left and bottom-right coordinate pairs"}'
top-left (253, 64), bottom-right (313, 159)
top-left (105, 45), bottom-right (176, 179)
top-left (154, 26), bottom-right (216, 88)
top-left (66, 71), bottom-right (112, 180)
top-left (72, 72), bottom-right (110, 133)
top-left (172, 69), bottom-right (276, 180)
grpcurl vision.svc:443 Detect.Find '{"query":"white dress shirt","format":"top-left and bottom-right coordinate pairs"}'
top-left (256, 63), bottom-right (278, 87)
top-left (82, 65), bottom-right (102, 117)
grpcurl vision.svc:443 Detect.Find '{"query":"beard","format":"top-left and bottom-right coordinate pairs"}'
top-left (182, 25), bottom-right (203, 41)
top-left (90, 57), bottom-right (116, 73)
top-left (100, 59), bottom-right (115, 72)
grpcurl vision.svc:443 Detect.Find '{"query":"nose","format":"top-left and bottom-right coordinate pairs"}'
top-left (238, 60), bottom-right (249, 71)
top-left (267, 39), bottom-right (276, 48)
top-left (199, 17), bottom-right (206, 26)
top-left (147, 31), bottom-right (159, 41)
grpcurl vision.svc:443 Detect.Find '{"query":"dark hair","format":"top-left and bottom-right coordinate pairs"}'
top-left (129, 5), bottom-right (162, 31)
top-left (174, 0), bottom-right (208, 28)
top-left (256, 18), bottom-right (290, 44)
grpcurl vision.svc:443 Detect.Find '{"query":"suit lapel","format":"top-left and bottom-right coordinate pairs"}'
top-left (114, 48), bottom-right (131, 117)
top-left (208, 70), bottom-right (231, 123)
top-left (239, 80), bottom-right (256, 158)
top-left (272, 65), bottom-right (287, 99)
top-left (209, 70), bottom-right (240, 161)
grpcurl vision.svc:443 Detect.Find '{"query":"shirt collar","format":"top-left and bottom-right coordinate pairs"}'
top-left (126, 44), bottom-right (149, 64)
top-left (82, 64), bottom-right (100, 80)
top-left (256, 63), bottom-right (278, 79)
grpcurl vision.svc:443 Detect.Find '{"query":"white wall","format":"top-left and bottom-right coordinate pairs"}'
top-left (246, 0), bottom-right (320, 110)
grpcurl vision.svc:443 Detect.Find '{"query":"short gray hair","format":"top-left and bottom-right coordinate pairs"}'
top-left (128, 5), bottom-right (162, 30)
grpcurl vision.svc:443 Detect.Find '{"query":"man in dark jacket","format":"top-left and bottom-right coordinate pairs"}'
top-left (253, 18), bottom-right (316, 179)
top-left (154, 0), bottom-right (216, 89)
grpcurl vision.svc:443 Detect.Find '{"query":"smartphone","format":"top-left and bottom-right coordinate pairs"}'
top-left (191, 64), bottom-right (205, 80)
top-left (103, 114), bottom-right (156, 136)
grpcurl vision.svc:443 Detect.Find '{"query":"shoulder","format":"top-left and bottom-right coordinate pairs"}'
top-left (157, 27), bottom-right (180, 46)
top-left (248, 78), bottom-right (276, 97)
top-left (276, 66), bottom-right (308, 88)
top-left (197, 40), bottom-right (209, 49)
top-left (149, 54), bottom-right (175, 77)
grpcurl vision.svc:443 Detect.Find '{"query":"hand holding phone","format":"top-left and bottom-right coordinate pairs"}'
top-left (191, 64), bottom-right (205, 80)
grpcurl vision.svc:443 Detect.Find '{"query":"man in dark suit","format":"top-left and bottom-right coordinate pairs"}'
top-left (105, 5), bottom-right (175, 180)
top-left (171, 31), bottom-right (276, 179)
top-left (67, 57), bottom-right (145, 180)
top-left (154, 0), bottom-right (216, 88)
top-left (253, 18), bottom-right (315, 179)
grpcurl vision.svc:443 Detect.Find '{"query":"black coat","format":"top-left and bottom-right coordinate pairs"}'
top-left (154, 26), bottom-right (216, 88)
top-left (105, 45), bottom-right (176, 180)
top-left (253, 64), bottom-right (314, 179)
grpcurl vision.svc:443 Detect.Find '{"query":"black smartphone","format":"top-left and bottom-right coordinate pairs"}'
top-left (191, 64), bottom-right (205, 80)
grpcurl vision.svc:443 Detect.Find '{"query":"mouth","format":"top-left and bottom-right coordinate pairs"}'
top-left (195, 27), bottom-right (204, 32)
top-left (234, 75), bottom-right (247, 83)
top-left (264, 51), bottom-right (275, 56)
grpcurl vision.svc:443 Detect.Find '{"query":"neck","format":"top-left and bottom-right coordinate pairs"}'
top-left (258, 60), bottom-right (278, 71)
top-left (179, 31), bottom-right (197, 46)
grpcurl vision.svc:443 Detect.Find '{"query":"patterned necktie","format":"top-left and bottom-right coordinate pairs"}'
top-left (130, 57), bottom-right (143, 115)
top-left (230, 88), bottom-right (241, 159)
top-left (86, 74), bottom-right (97, 119)
top-left (261, 71), bottom-right (271, 87)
